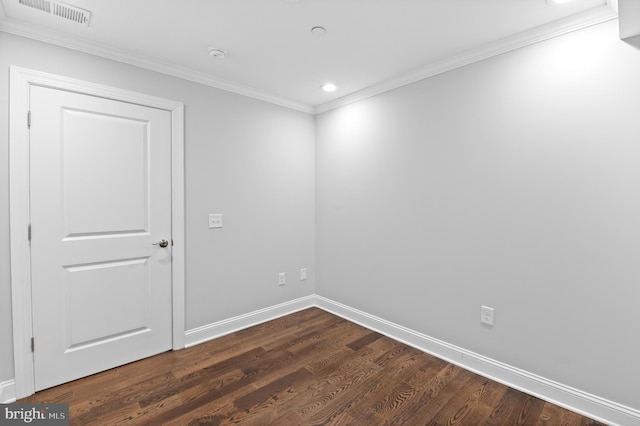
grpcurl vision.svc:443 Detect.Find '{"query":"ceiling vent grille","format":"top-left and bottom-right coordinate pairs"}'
top-left (18, 0), bottom-right (92, 26)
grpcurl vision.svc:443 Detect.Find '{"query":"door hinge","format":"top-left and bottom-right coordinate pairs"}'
top-left (27, 110), bottom-right (31, 129)
top-left (28, 224), bottom-right (32, 242)
top-left (31, 337), bottom-right (35, 352)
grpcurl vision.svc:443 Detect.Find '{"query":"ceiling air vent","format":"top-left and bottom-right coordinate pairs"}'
top-left (18, 0), bottom-right (92, 26)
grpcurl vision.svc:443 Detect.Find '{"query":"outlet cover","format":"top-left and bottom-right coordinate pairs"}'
top-left (481, 306), bottom-right (494, 326)
top-left (208, 214), bottom-right (223, 229)
top-left (300, 268), bottom-right (307, 281)
top-left (278, 272), bottom-right (286, 286)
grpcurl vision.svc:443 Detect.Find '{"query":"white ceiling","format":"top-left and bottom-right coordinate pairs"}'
top-left (0, 0), bottom-right (617, 113)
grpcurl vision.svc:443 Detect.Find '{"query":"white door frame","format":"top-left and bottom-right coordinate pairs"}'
top-left (9, 67), bottom-right (185, 399)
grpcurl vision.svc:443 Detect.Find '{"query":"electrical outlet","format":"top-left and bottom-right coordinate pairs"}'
top-left (278, 272), bottom-right (286, 286)
top-left (481, 306), bottom-right (494, 326)
top-left (208, 213), bottom-right (223, 229)
top-left (300, 268), bottom-right (307, 281)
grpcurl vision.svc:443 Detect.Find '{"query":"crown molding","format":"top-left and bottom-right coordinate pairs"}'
top-left (0, 2), bottom-right (617, 116)
top-left (315, 3), bottom-right (618, 114)
top-left (0, 17), bottom-right (315, 114)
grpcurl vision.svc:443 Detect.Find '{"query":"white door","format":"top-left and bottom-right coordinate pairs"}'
top-left (29, 85), bottom-right (173, 391)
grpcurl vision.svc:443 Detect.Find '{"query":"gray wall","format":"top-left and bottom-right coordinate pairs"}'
top-left (0, 32), bottom-right (316, 383)
top-left (3, 16), bottom-right (639, 415)
top-left (316, 20), bottom-right (640, 411)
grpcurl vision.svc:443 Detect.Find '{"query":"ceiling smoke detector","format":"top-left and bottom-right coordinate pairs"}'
top-left (208, 48), bottom-right (227, 59)
top-left (311, 26), bottom-right (327, 36)
top-left (18, 0), bottom-right (92, 25)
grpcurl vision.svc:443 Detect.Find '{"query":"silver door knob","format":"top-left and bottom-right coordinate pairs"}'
top-left (153, 239), bottom-right (169, 248)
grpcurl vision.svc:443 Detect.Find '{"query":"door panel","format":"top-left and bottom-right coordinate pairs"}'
top-left (62, 109), bottom-right (149, 236)
top-left (29, 85), bottom-right (173, 391)
top-left (64, 258), bottom-right (150, 349)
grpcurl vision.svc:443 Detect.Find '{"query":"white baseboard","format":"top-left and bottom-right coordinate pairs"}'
top-left (0, 379), bottom-right (16, 403)
top-left (314, 295), bottom-right (640, 426)
top-left (7, 293), bottom-right (638, 425)
top-left (184, 295), bottom-right (316, 348)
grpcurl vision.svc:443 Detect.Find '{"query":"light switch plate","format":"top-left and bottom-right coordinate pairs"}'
top-left (208, 213), bottom-right (223, 229)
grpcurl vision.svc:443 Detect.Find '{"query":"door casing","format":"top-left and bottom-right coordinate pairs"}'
top-left (9, 67), bottom-right (185, 399)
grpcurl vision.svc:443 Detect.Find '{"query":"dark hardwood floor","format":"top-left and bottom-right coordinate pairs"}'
top-left (19, 308), bottom-right (607, 425)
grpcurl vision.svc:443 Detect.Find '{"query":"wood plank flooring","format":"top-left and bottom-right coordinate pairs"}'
top-left (19, 308), bottom-right (607, 425)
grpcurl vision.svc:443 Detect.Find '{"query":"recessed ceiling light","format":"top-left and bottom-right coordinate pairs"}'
top-left (546, 0), bottom-right (580, 5)
top-left (321, 83), bottom-right (337, 93)
top-left (311, 26), bottom-right (327, 36)
top-left (208, 48), bottom-right (227, 59)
